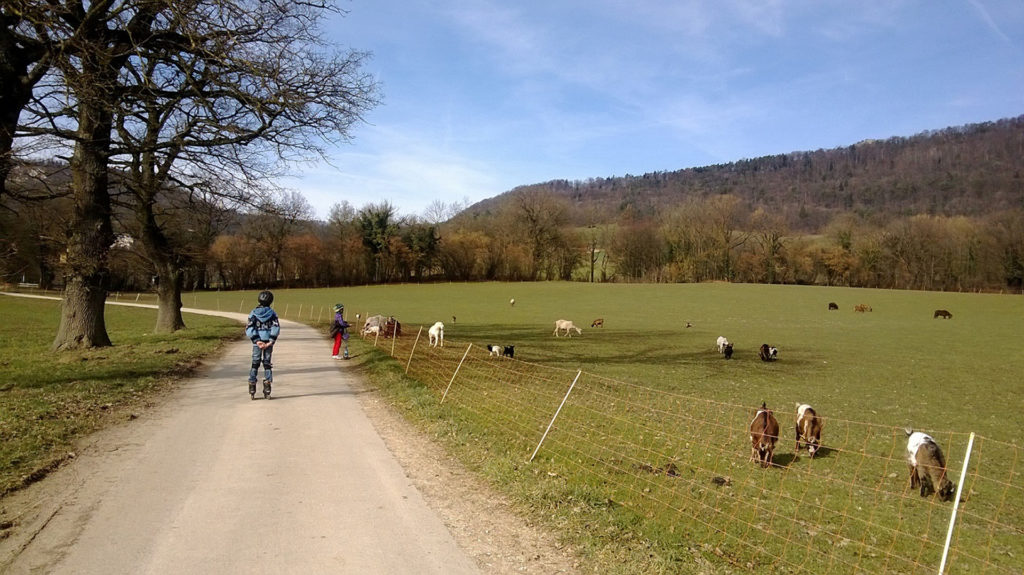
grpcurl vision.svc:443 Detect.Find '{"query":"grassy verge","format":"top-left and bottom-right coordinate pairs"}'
top-left (0, 296), bottom-right (240, 497)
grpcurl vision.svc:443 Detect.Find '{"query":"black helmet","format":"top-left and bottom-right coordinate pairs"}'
top-left (257, 290), bottom-right (274, 306)
top-left (333, 303), bottom-right (344, 312)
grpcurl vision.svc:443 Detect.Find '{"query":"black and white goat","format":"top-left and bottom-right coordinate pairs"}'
top-left (905, 429), bottom-right (955, 501)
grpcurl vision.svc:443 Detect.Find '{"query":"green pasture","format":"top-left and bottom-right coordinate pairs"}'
top-left (4, 283), bottom-right (1022, 573)
top-left (186, 282), bottom-right (1023, 439)
top-left (0, 296), bottom-right (240, 496)
top-left (191, 282), bottom-right (1022, 573)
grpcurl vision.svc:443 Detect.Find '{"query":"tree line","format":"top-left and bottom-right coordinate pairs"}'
top-left (7, 184), bottom-right (1022, 295)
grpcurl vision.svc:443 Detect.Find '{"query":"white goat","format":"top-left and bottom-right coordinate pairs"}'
top-left (428, 321), bottom-right (444, 347)
top-left (716, 336), bottom-right (730, 353)
top-left (553, 319), bottom-right (582, 337)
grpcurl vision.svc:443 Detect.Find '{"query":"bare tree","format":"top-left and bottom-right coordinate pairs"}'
top-left (16, 0), bottom-right (379, 343)
top-left (0, 3), bottom-right (51, 198)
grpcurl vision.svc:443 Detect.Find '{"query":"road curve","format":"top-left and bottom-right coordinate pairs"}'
top-left (0, 299), bottom-right (480, 574)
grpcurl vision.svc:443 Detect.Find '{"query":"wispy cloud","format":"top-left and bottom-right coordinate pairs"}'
top-left (966, 0), bottom-right (1016, 46)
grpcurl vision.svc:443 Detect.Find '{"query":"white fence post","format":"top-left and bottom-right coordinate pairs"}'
top-left (938, 431), bottom-right (975, 575)
top-left (407, 326), bottom-right (423, 374)
top-left (530, 370), bottom-right (582, 462)
top-left (440, 344), bottom-right (473, 404)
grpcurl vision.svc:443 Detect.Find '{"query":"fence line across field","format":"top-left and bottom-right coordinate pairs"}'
top-left (366, 322), bottom-right (1022, 575)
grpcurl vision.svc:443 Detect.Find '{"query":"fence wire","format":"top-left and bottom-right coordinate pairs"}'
top-left (367, 324), bottom-right (1022, 574)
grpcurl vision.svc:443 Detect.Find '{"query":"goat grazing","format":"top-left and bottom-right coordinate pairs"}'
top-left (905, 429), bottom-right (955, 501)
top-left (723, 343), bottom-right (734, 359)
top-left (428, 321), bottom-right (444, 347)
top-left (795, 404), bottom-right (823, 457)
top-left (759, 344), bottom-right (778, 361)
top-left (510, 297), bottom-right (515, 307)
top-left (854, 304), bottom-right (872, 312)
top-left (591, 318), bottom-right (604, 328)
top-left (553, 319), bottom-right (582, 337)
top-left (749, 402), bottom-right (780, 468)
top-left (362, 314), bottom-right (386, 335)
top-left (716, 336), bottom-right (730, 353)
top-left (487, 344), bottom-right (515, 358)
top-left (828, 302), bottom-right (839, 310)
top-left (934, 309), bottom-right (953, 319)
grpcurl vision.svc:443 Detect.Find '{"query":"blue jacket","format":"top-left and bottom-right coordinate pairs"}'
top-left (246, 305), bottom-right (281, 343)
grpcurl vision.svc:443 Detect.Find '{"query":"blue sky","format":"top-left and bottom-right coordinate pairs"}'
top-left (286, 0), bottom-right (1024, 220)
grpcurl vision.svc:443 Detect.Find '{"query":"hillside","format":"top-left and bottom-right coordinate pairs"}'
top-left (460, 115), bottom-right (1024, 232)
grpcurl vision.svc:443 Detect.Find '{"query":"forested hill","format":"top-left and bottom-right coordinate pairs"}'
top-left (462, 115), bottom-right (1024, 232)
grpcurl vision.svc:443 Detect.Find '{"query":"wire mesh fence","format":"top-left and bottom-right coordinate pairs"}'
top-left (368, 322), bottom-right (1023, 575)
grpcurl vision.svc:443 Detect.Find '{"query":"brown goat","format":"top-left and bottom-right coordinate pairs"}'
top-left (854, 304), bottom-right (872, 312)
top-left (590, 318), bottom-right (604, 328)
top-left (749, 402), bottom-right (780, 468)
top-left (795, 404), bottom-right (824, 457)
top-left (906, 429), bottom-right (955, 501)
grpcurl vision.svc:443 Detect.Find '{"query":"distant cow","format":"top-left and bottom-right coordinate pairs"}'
top-left (759, 344), bottom-right (778, 362)
top-left (934, 309), bottom-right (952, 319)
top-left (591, 318), bottom-right (604, 328)
top-left (553, 319), bottom-right (582, 337)
top-left (795, 404), bottom-right (824, 458)
top-left (854, 304), bottom-right (872, 313)
top-left (749, 402), bottom-right (780, 468)
top-left (905, 429), bottom-right (955, 501)
top-left (828, 302), bottom-right (839, 310)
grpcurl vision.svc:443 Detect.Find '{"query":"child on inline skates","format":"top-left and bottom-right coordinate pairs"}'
top-left (246, 290), bottom-right (281, 399)
top-left (329, 303), bottom-right (350, 359)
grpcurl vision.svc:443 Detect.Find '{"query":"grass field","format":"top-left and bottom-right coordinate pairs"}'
top-left (0, 296), bottom-right (240, 496)
top-left (178, 282), bottom-right (1023, 438)
top-left (5, 283), bottom-right (1022, 573)
top-left (181, 282), bottom-right (1023, 573)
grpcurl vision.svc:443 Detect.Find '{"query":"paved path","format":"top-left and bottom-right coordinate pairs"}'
top-left (0, 298), bottom-right (480, 574)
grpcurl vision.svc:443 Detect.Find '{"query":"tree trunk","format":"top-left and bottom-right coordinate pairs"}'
top-left (54, 276), bottom-right (111, 349)
top-left (51, 98), bottom-right (115, 350)
top-left (155, 263), bottom-right (186, 333)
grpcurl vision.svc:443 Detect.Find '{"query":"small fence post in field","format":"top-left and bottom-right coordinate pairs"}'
top-left (407, 326), bottom-right (423, 374)
top-left (440, 344), bottom-right (473, 404)
top-left (391, 328), bottom-right (397, 356)
top-left (239, 300), bottom-right (243, 312)
top-left (530, 370), bottom-right (582, 462)
top-left (938, 431), bottom-right (976, 575)
top-left (298, 304), bottom-right (303, 320)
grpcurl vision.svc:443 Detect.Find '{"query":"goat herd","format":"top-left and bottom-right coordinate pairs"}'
top-left (748, 402), bottom-right (955, 502)
top-left (359, 301), bottom-right (957, 503)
